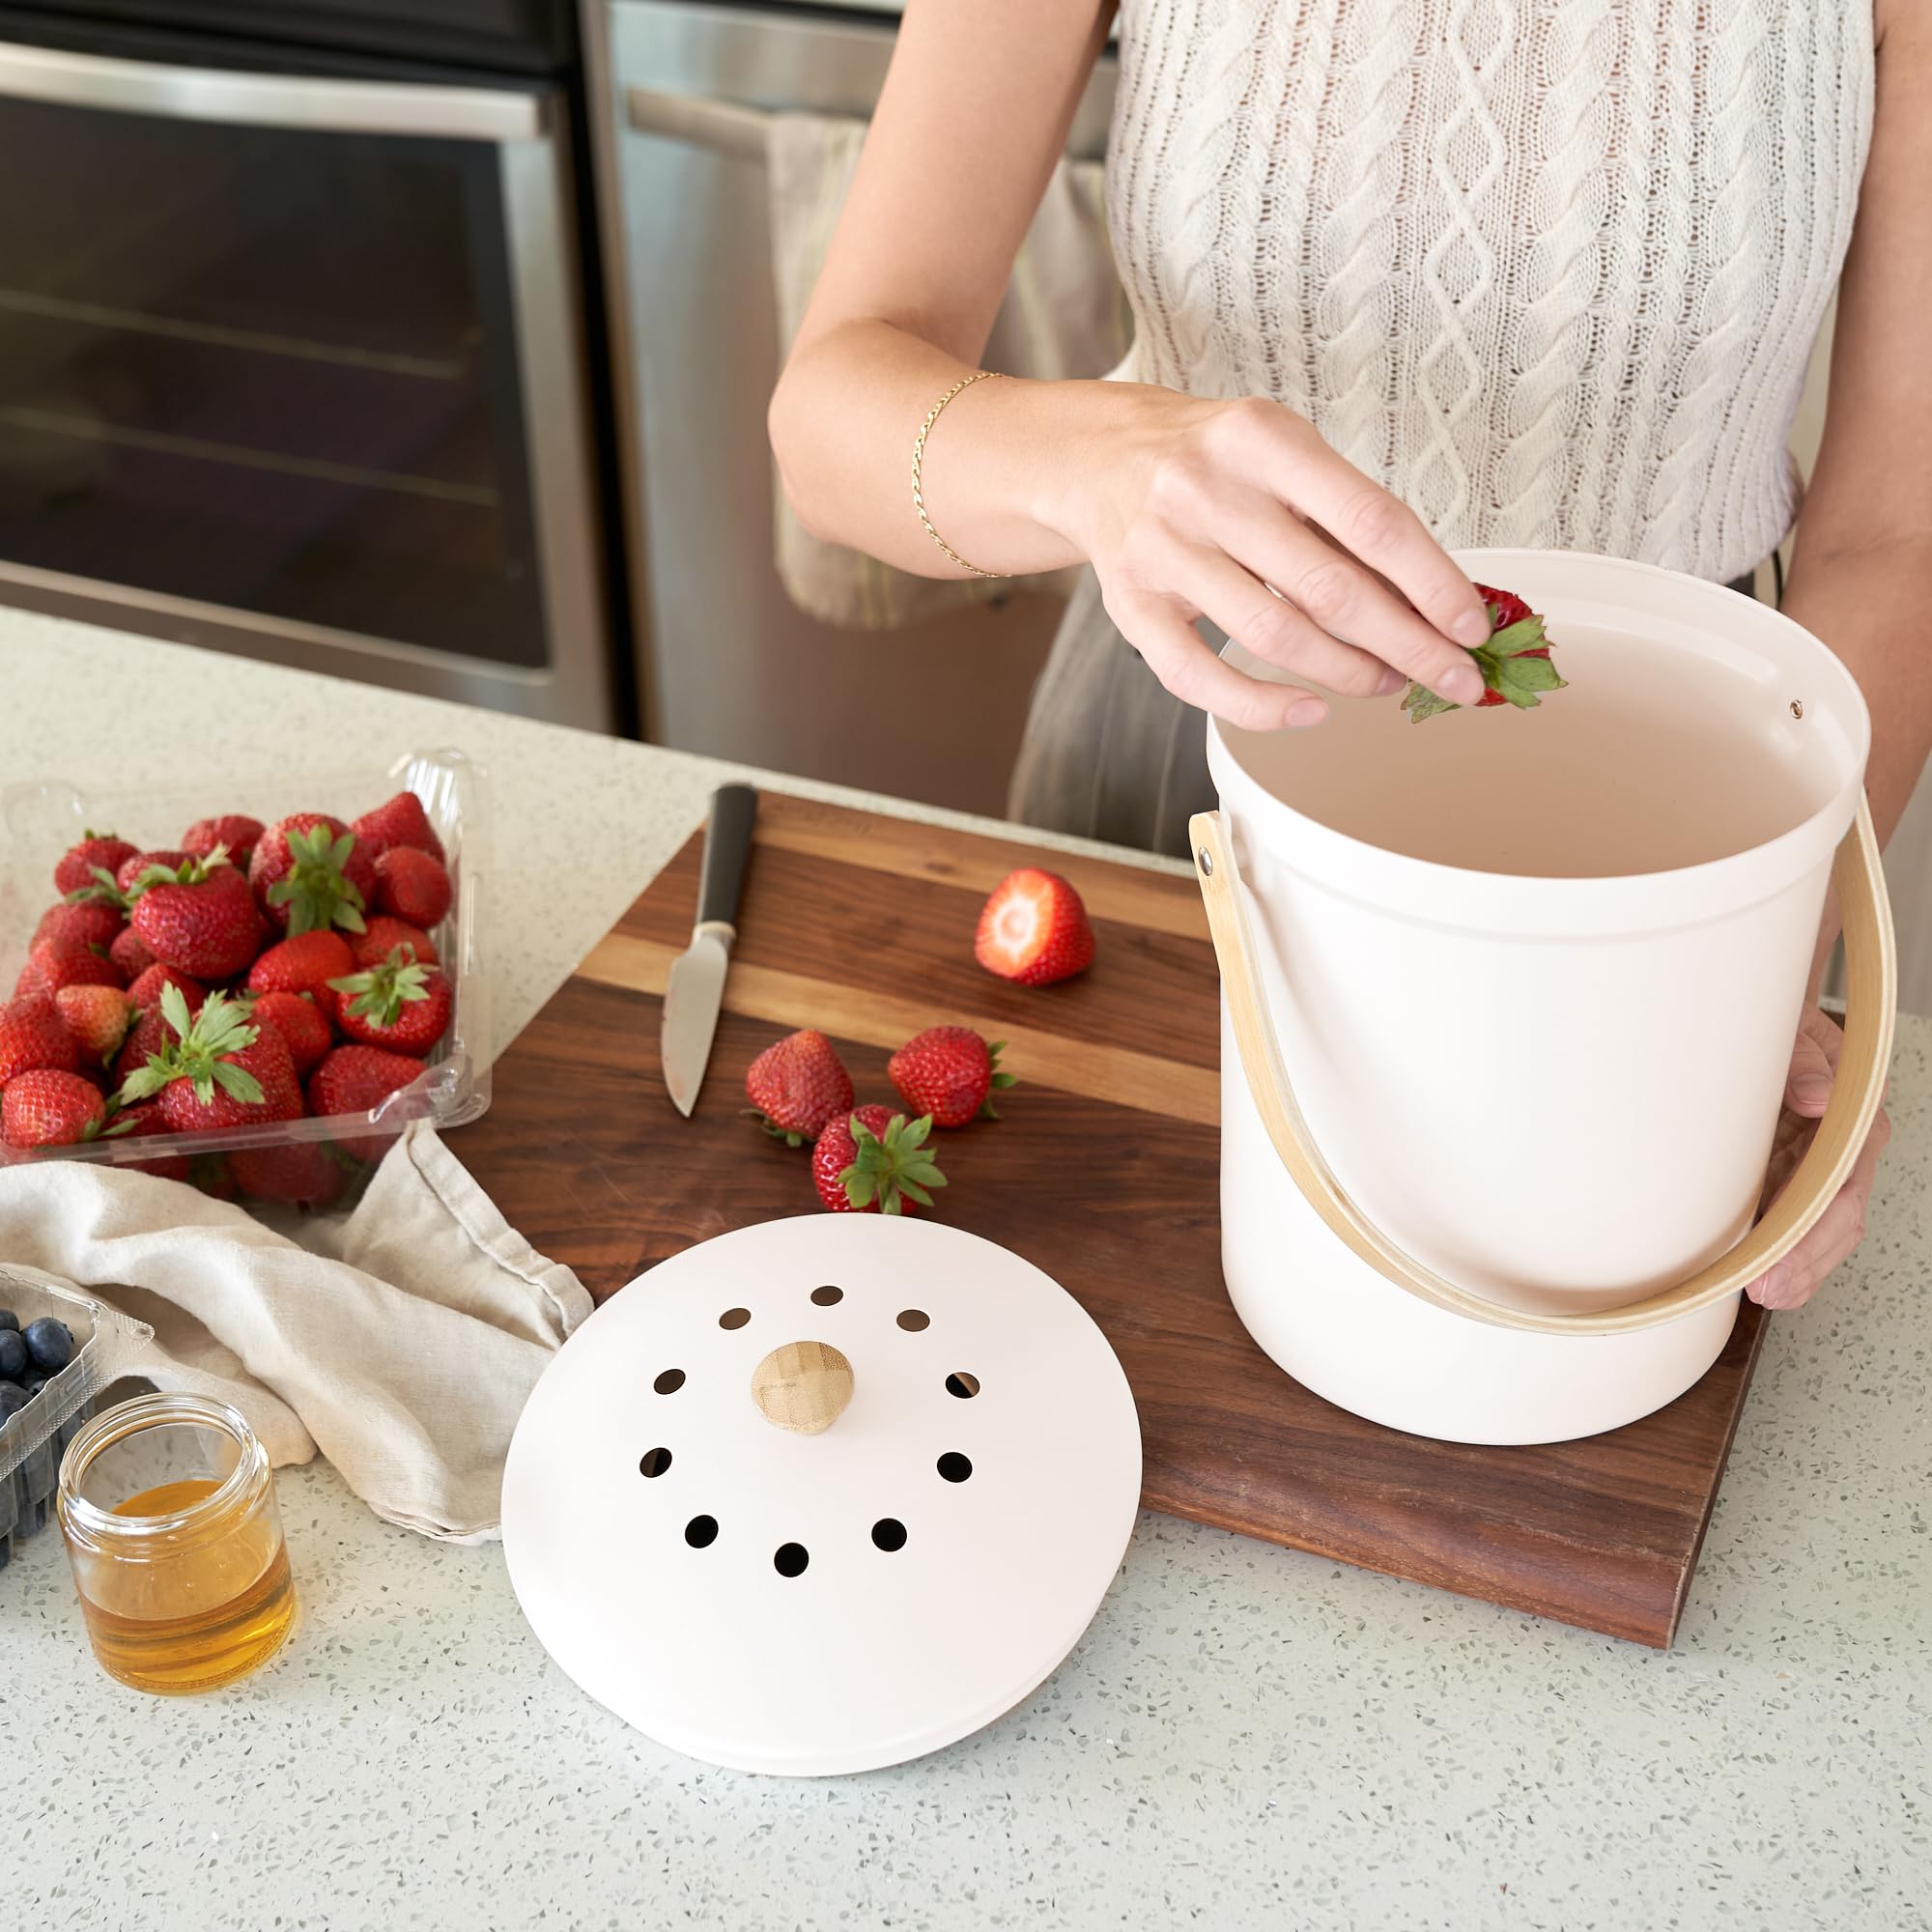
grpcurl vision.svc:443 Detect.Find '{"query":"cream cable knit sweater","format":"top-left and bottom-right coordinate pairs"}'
top-left (1105, 0), bottom-right (1875, 580)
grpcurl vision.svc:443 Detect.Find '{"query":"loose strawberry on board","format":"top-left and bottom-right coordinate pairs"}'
top-left (126, 962), bottom-right (206, 1017)
top-left (183, 814), bottom-right (265, 872)
top-left (128, 850), bottom-right (260, 980)
top-left (372, 846), bottom-right (451, 928)
top-left (249, 814), bottom-right (374, 936)
top-left (248, 990), bottom-right (332, 1077)
top-left (108, 926), bottom-right (156, 981)
top-left (1400, 583), bottom-right (1568, 723)
top-left (888, 1027), bottom-right (1016, 1127)
top-left (351, 917), bottom-right (438, 969)
top-left (745, 1028), bottom-right (854, 1146)
top-left (327, 950), bottom-right (451, 1056)
top-left (116, 848), bottom-right (191, 895)
top-left (53, 985), bottom-right (133, 1065)
top-left (34, 899), bottom-right (123, 954)
top-left (351, 791), bottom-right (444, 866)
top-left (53, 834), bottom-right (136, 897)
top-left (974, 868), bottom-right (1096, 987)
top-left (117, 986), bottom-right (302, 1135)
top-left (28, 933), bottom-right (123, 994)
top-left (0, 998), bottom-right (80, 1084)
top-left (2, 1068), bottom-right (129, 1150)
top-left (248, 929), bottom-right (355, 1003)
top-left (810, 1106), bottom-right (947, 1216)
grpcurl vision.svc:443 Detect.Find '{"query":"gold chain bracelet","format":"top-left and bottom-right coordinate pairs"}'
top-left (911, 370), bottom-right (1008, 579)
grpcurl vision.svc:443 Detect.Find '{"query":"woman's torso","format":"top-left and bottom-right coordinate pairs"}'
top-left (1105, 0), bottom-right (1876, 580)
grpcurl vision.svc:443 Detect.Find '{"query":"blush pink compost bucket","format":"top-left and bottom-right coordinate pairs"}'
top-left (1194, 551), bottom-right (1896, 1445)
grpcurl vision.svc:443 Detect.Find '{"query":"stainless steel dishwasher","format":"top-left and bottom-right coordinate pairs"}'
top-left (585, 0), bottom-right (1119, 814)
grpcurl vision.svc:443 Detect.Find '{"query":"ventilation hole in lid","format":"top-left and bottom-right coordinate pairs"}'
top-left (653, 1368), bottom-right (686, 1395)
top-left (895, 1309), bottom-right (929, 1332)
top-left (945, 1372), bottom-right (980, 1399)
top-left (684, 1514), bottom-right (718, 1548)
top-left (718, 1307), bottom-right (750, 1330)
top-left (937, 1452), bottom-right (973, 1484)
top-left (810, 1284), bottom-right (843, 1307)
top-left (638, 1446), bottom-right (672, 1478)
top-left (871, 1518), bottom-right (908, 1552)
top-left (773, 1542), bottom-right (810, 1577)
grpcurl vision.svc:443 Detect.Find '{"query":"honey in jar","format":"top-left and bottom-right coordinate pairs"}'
top-left (59, 1394), bottom-right (298, 1694)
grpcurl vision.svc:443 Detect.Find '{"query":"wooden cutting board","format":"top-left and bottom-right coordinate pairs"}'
top-left (451, 790), bottom-right (1767, 1648)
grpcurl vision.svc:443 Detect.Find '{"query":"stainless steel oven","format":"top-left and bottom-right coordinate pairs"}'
top-left (0, 2), bottom-right (614, 728)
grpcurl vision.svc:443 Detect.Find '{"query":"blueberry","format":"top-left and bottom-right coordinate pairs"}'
top-left (0, 1331), bottom-right (24, 1380)
top-left (0, 1309), bottom-right (17, 1330)
top-left (23, 1377), bottom-right (46, 1397)
top-left (0, 1382), bottom-right (27, 1420)
top-left (22, 1319), bottom-right (72, 1376)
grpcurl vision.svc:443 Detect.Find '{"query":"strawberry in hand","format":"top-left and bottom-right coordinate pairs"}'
top-left (1401, 582), bottom-right (1567, 723)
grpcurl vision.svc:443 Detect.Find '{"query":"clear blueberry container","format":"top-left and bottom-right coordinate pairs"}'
top-left (0, 1266), bottom-right (151, 1571)
top-left (0, 748), bottom-right (491, 1208)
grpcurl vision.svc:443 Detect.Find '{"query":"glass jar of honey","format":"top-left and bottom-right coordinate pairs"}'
top-left (57, 1393), bottom-right (297, 1694)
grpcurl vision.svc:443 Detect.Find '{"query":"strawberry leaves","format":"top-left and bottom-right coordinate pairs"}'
top-left (115, 985), bottom-right (266, 1109)
top-left (327, 948), bottom-right (433, 1029)
top-left (268, 824), bottom-right (369, 936)
top-left (838, 1111), bottom-right (948, 1215)
top-left (1401, 602), bottom-right (1569, 724)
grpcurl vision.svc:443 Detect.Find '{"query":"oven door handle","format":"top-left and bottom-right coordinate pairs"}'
top-left (626, 87), bottom-right (771, 163)
top-left (0, 39), bottom-right (547, 143)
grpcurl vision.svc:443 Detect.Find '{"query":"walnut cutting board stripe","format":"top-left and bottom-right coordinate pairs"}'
top-left (451, 790), bottom-right (1767, 1648)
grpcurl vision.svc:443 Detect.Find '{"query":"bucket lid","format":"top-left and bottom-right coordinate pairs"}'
top-left (501, 1215), bottom-right (1143, 1776)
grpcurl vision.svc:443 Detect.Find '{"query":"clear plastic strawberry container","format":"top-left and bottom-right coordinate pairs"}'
top-left (0, 748), bottom-right (490, 1208)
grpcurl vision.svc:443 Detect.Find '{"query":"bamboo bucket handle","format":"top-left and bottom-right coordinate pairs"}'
top-left (1190, 797), bottom-right (1897, 1336)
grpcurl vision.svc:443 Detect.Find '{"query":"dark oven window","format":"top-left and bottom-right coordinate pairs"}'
top-left (0, 96), bottom-right (547, 666)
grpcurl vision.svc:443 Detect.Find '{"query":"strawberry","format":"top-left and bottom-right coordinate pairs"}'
top-left (231, 1138), bottom-right (347, 1209)
top-left (351, 791), bottom-right (444, 866)
top-left (1401, 583), bottom-right (1568, 723)
top-left (0, 997), bottom-right (80, 1083)
top-left (109, 926), bottom-right (156, 981)
top-left (326, 951), bottom-right (451, 1055)
top-left (53, 833), bottom-right (136, 897)
top-left (308, 1043), bottom-right (425, 1118)
top-left (888, 1027), bottom-right (1016, 1127)
top-left (34, 899), bottom-right (123, 954)
top-left (13, 961), bottom-right (47, 1002)
top-left (113, 1003), bottom-right (173, 1085)
top-left (117, 848), bottom-right (191, 895)
top-left (53, 985), bottom-right (133, 1065)
top-left (2, 1068), bottom-right (128, 1150)
top-left (745, 1029), bottom-right (854, 1145)
top-left (117, 986), bottom-right (302, 1135)
top-left (351, 917), bottom-right (438, 969)
top-left (974, 868), bottom-right (1095, 986)
top-left (127, 962), bottom-right (206, 1017)
top-left (372, 846), bottom-right (451, 928)
top-left (307, 1044), bottom-right (424, 1162)
top-left (29, 933), bottom-right (123, 994)
top-left (109, 1096), bottom-right (192, 1183)
top-left (810, 1106), bottom-right (947, 1215)
top-left (128, 851), bottom-right (260, 980)
top-left (248, 990), bottom-right (332, 1077)
top-left (248, 930), bottom-right (355, 1003)
top-left (249, 814), bottom-right (373, 936)
top-left (183, 814), bottom-right (264, 872)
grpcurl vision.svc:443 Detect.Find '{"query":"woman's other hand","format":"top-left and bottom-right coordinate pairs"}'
top-left (1747, 1007), bottom-right (1892, 1309)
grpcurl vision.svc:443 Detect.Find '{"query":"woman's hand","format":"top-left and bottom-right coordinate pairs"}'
top-left (1042, 385), bottom-right (1495, 731)
top-left (1747, 1008), bottom-right (1892, 1309)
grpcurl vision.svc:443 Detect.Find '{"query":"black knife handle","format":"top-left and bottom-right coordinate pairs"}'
top-left (696, 783), bottom-right (758, 929)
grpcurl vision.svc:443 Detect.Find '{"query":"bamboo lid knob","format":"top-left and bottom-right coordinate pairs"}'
top-left (751, 1340), bottom-right (854, 1435)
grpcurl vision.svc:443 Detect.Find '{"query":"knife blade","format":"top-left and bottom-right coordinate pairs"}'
top-left (660, 783), bottom-right (758, 1116)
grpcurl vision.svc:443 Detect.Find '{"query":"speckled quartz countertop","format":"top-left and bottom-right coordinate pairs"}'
top-left (0, 612), bottom-right (1925, 1931)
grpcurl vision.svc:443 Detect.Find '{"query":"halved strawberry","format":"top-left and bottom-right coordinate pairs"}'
top-left (973, 868), bottom-right (1095, 986)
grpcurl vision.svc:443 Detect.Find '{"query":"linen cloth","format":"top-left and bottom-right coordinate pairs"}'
top-left (0, 1122), bottom-right (591, 1543)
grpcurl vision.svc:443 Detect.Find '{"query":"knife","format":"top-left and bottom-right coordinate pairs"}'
top-left (660, 783), bottom-right (758, 1117)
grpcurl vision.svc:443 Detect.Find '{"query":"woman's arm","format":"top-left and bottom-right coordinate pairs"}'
top-left (1781, 0), bottom-right (1932, 849)
top-left (768, 0), bottom-right (1494, 730)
